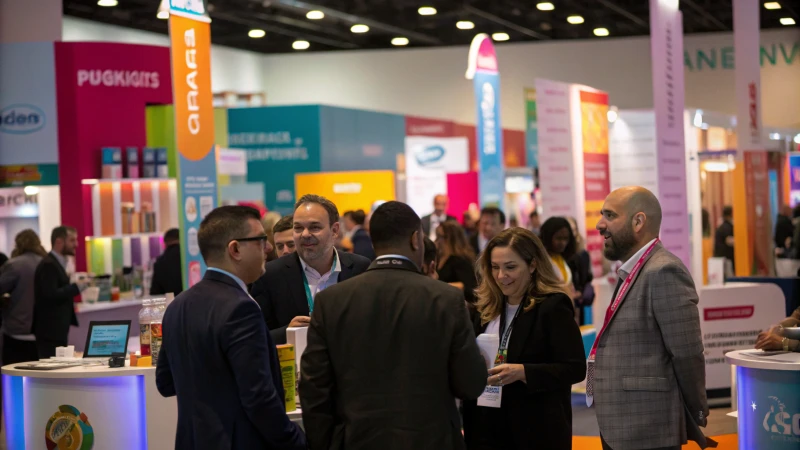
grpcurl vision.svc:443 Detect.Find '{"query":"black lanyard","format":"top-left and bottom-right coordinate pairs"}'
top-left (498, 298), bottom-right (525, 353)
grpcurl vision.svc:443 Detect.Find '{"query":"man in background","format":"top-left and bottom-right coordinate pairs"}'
top-left (421, 194), bottom-right (457, 240)
top-left (774, 205), bottom-right (794, 258)
top-left (151, 228), bottom-right (183, 296)
top-left (272, 215), bottom-right (295, 257)
top-left (713, 206), bottom-right (735, 272)
top-left (300, 201), bottom-right (486, 450)
top-left (422, 236), bottom-right (438, 279)
top-left (529, 210), bottom-right (541, 235)
top-left (156, 206), bottom-right (306, 449)
top-left (33, 226), bottom-right (89, 358)
top-left (251, 195), bottom-right (371, 344)
top-left (469, 206), bottom-right (505, 256)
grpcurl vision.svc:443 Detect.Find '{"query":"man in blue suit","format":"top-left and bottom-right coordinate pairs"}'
top-left (156, 205), bottom-right (306, 450)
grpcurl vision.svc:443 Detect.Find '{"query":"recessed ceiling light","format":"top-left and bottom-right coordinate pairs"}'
top-left (567, 15), bottom-right (584, 24)
top-left (457, 21), bottom-right (475, 30)
top-left (391, 37), bottom-right (409, 46)
top-left (248, 29), bottom-right (266, 38)
top-left (351, 24), bottom-right (370, 33)
top-left (418, 6), bottom-right (437, 16)
top-left (764, 2), bottom-right (781, 10)
top-left (536, 2), bottom-right (555, 11)
top-left (492, 32), bottom-right (510, 41)
top-left (306, 10), bottom-right (324, 20)
top-left (594, 27), bottom-right (610, 36)
top-left (780, 17), bottom-right (796, 25)
top-left (97, 0), bottom-right (118, 6)
top-left (293, 40), bottom-right (310, 50)
top-left (157, 10), bottom-right (169, 19)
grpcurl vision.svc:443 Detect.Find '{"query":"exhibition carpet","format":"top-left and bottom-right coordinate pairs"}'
top-left (572, 434), bottom-right (738, 449)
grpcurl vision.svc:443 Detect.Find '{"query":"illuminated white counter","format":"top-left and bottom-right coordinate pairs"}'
top-left (2, 362), bottom-right (176, 450)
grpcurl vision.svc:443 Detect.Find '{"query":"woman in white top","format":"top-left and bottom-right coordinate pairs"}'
top-left (462, 227), bottom-right (586, 450)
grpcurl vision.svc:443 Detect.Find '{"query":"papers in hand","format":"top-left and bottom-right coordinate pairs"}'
top-left (476, 334), bottom-right (501, 408)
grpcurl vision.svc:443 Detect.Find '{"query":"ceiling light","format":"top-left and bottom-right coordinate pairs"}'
top-left (594, 27), bottom-right (610, 37)
top-left (351, 24), bottom-right (370, 33)
top-left (780, 17), bottom-right (796, 25)
top-left (770, 132), bottom-right (782, 140)
top-left (418, 6), bottom-right (437, 16)
top-left (292, 40), bottom-right (310, 50)
top-left (536, 2), bottom-right (555, 11)
top-left (391, 37), bottom-right (409, 46)
top-left (157, 10), bottom-right (169, 19)
top-left (567, 15), bottom-right (584, 24)
top-left (764, 2), bottom-right (781, 10)
top-left (23, 186), bottom-right (39, 196)
top-left (306, 10), bottom-right (325, 20)
top-left (492, 32), bottom-right (510, 41)
top-left (97, 0), bottom-right (118, 6)
top-left (457, 21), bottom-right (475, 30)
top-left (248, 29), bottom-right (266, 38)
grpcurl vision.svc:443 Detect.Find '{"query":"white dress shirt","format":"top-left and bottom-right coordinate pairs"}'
top-left (618, 238), bottom-right (658, 279)
top-left (300, 249), bottom-right (343, 300)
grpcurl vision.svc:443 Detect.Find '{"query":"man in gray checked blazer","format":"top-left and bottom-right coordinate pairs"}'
top-left (590, 187), bottom-right (715, 450)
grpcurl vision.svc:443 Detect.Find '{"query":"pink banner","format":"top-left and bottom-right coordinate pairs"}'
top-left (446, 172), bottom-right (479, 223)
top-left (733, 0), bottom-right (763, 152)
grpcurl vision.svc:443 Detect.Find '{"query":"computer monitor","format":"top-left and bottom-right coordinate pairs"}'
top-left (82, 320), bottom-right (132, 358)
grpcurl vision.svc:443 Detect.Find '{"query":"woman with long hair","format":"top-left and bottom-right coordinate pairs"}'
top-left (0, 229), bottom-right (48, 364)
top-left (462, 227), bottom-right (586, 450)
top-left (435, 220), bottom-right (478, 303)
top-left (539, 217), bottom-right (577, 286)
top-left (565, 216), bottom-right (594, 325)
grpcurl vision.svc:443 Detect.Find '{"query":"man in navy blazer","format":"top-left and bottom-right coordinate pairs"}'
top-left (156, 205), bottom-right (306, 450)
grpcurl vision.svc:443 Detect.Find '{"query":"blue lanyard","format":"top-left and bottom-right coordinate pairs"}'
top-left (302, 252), bottom-right (338, 313)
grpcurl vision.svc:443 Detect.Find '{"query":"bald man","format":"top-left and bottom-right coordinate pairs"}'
top-left (588, 187), bottom-right (713, 450)
top-left (420, 195), bottom-right (457, 240)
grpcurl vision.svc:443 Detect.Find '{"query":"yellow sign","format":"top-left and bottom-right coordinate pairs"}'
top-left (295, 170), bottom-right (396, 213)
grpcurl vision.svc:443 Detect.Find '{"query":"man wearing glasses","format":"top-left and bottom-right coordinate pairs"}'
top-left (156, 206), bottom-right (306, 450)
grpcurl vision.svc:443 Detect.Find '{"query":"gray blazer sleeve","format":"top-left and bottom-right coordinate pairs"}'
top-left (648, 262), bottom-right (709, 426)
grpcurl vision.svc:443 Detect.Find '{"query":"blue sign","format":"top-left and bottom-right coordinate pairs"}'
top-left (0, 104), bottom-right (45, 135)
top-left (736, 366), bottom-right (800, 449)
top-left (177, 148), bottom-right (217, 288)
top-left (169, 0), bottom-right (207, 18)
top-left (473, 70), bottom-right (505, 207)
top-left (415, 145), bottom-right (446, 166)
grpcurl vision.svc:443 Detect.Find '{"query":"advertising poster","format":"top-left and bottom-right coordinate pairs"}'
top-left (745, 151), bottom-right (774, 276)
top-left (737, 367), bottom-right (800, 449)
top-left (170, 10), bottom-right (217, 289)
top-left (733, 0), bottom-right (763, 153)
top-left (579, 90), bottom-right (610, 277)
top-left (466, 34), bottom-right (505, 208)
top-left (295, 170), bottom-right (395, 214)
top-left (404, 136), bottom-right (469, 216)
top-left (524, 88), bottom-right (538, 169)
top-left (788, 154), bottom-right (800, 207)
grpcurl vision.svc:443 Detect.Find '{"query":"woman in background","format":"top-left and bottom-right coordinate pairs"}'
top-left (566, 217), bottom-right (594, 325)
top-left (261, 211), bottom-right (281, 262)
top-left (539, 217), bottom-right (577, 288)
top-left (462, 227), bottom-right (586, 449)
top-left (435, 221), bottom-right (478, 303)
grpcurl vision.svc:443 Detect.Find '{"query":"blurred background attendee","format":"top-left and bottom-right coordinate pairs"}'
top-left (421, 194), bottom-right (457, 241)
top-left (0, 230), bottom-right (48, 364)
top-left (509, 217), bottom-right (519, 228)
top-left (540, 218), bottom-right (577, 296)
top-left (261, 211), bottom-right (282, 262)
top-left (756, 305), bottom-right (800, 352)
top-left (422, 237), bottom-right (438, 279)
top-left (273, 215), bottom-right (295, 257)
top-left (566, 217), bottom-right (594, 325)
top-left (151, 228), bottom-right (184, 296)
top-left (0, 252), bottom-right (7, 269)
top-left (713, 205), bottom-right (735, 273)
top-left (528, 210), bottom-right (541, 236)
top-left (775, 205), bottom-right (794, 258)
top-left (470, 207), bottom-right (506, 255)
top-left (462, 211), bottom-right (478, 239)
top-left (344, 209), bottom-right (375, 261)
top-left (436, 221), bottom-right (478, 303)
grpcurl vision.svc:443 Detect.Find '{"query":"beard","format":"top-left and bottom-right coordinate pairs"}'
top-left (602, 225), bottom-right (636, 262)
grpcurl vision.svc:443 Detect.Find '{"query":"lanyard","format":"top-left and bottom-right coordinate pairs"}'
top-left (302, 252), bottom-right (338, 313)
top-left (588, 238), bottom-right (659, 360)
top-left (495, 298), bottom-right (525, 365)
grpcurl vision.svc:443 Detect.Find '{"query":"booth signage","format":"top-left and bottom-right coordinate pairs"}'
top-left (744, 151), bottom-right (774, 275)
top-left (0, 188), bottom-right (38, 218)
top-left (524, 88), bottom-right (538, 169)
top-left (466, 34), bottom-right (505, 208)
top-left (788, 154), bottom-right (800, 207)
top-left (736, 367), bottom-right (800, 449)
top-left (45, 404), bottom-right (94, 450)
top-left (169, 12), bottom-right (217, 289)
top-left (217, 148), bottom-right (247, 176)
top-left (579, 90), bottom-right (610, 276)
top-left (734, 0), bottom-right (763, 151)
top-left (404, 136), bottom-right (469, 217)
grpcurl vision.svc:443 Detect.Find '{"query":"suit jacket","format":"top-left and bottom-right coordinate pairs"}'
top-left (33, 253), bottom-right (79, 342)
top-left (250, 251), bottom-right (371, 344)
top-left (594, 243), bottom-right (711, 450)
top-left (468, 234), bottom-right (481, 257)
top-left (299, 257), bottom-right (488, 450)
top-left (150, 244), bottom-right (184, 296)
top-left (156, 270), bottom-right (306, 450)
top-left (350, 228), bottom-right (376, 261)
top-left (421, 213), bottom-right (458, 237)
top-left (0, 252), bottom-right (43, 336)
top-left (462, 293), bottom-right (586, 450)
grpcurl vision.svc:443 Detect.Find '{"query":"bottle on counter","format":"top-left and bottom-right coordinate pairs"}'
top-left (150, 297), bottom-right (166, 366)
top-left (138, 298), bottom-right (154, 356)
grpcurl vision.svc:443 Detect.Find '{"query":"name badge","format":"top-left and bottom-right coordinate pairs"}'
top-left (477, 385), bottom-right (502, 408)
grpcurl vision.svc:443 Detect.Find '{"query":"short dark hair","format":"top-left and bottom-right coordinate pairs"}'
top-left (198, 206), bottom-right (261, 262)
top-left (273, 215), bottom-right (293, 234)
top-left (164, 228), bottom-right (179, 242)
top-left (295, 194), bottom-right (339, 226)
top-left (51, 226), bottom-right (77, 246)
top-left (529, 210), bottom-right (539, 219)
top-left (350, 209), bottom-right (366, 226)
top-left (540, 216), bottom-right (577, 261)
top-left (723, 205), bottom-right (733, 218)
top-left (480, 206), bottom-right (506, 224)
top-left (369, 201), bottom-right (421, 250)
top-left (423, 237), bottom-right (437, 266)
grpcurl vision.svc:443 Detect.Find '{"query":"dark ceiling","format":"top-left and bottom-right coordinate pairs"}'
top-left (64, 0), bottom-right (800, 54)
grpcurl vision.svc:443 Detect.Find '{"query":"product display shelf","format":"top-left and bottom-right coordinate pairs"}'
top-left (81, 177), bottom-right (174, 185)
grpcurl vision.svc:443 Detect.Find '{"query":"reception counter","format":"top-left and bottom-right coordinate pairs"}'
top-left (2, 362), bottom-right (177, 450)
top-left (726, 350), bottom-right (800, 449)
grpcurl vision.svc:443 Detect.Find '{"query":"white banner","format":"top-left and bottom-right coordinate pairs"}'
top-left (733, 0), bottom-right (763, 151)
top-left (404, 136), bottom-right (468, 216)
top-left (216, 148), bottom-right (247, 176)
top-left (0, 188), bottom-right (38, 218)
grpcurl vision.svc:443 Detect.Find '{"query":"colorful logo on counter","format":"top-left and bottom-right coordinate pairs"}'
top-left (761, 396), bottom-right (800, 440)
top-left (0, 104), bottom-right (45, 135)
top-left (45, 405), bottom-right (94, 450)
top-left (414, 145), bottom-right (446, 166)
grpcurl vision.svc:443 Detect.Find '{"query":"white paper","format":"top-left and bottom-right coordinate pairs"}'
top-left (476, 333), bottom-right (501, 408)
top-left (287, 327), bottom-right (308, 370)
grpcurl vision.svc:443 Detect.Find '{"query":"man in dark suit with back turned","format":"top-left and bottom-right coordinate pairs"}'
top-left (251, 194), bottom-right (370, 345)
top-left (155, 206), bottom-right (305, 450)
top-left (150, 228), bottom-right (183, 296)
top-left (300, 201), bottom-right (487, 450)
top-left (33, 226), bottom-right (89, 359)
